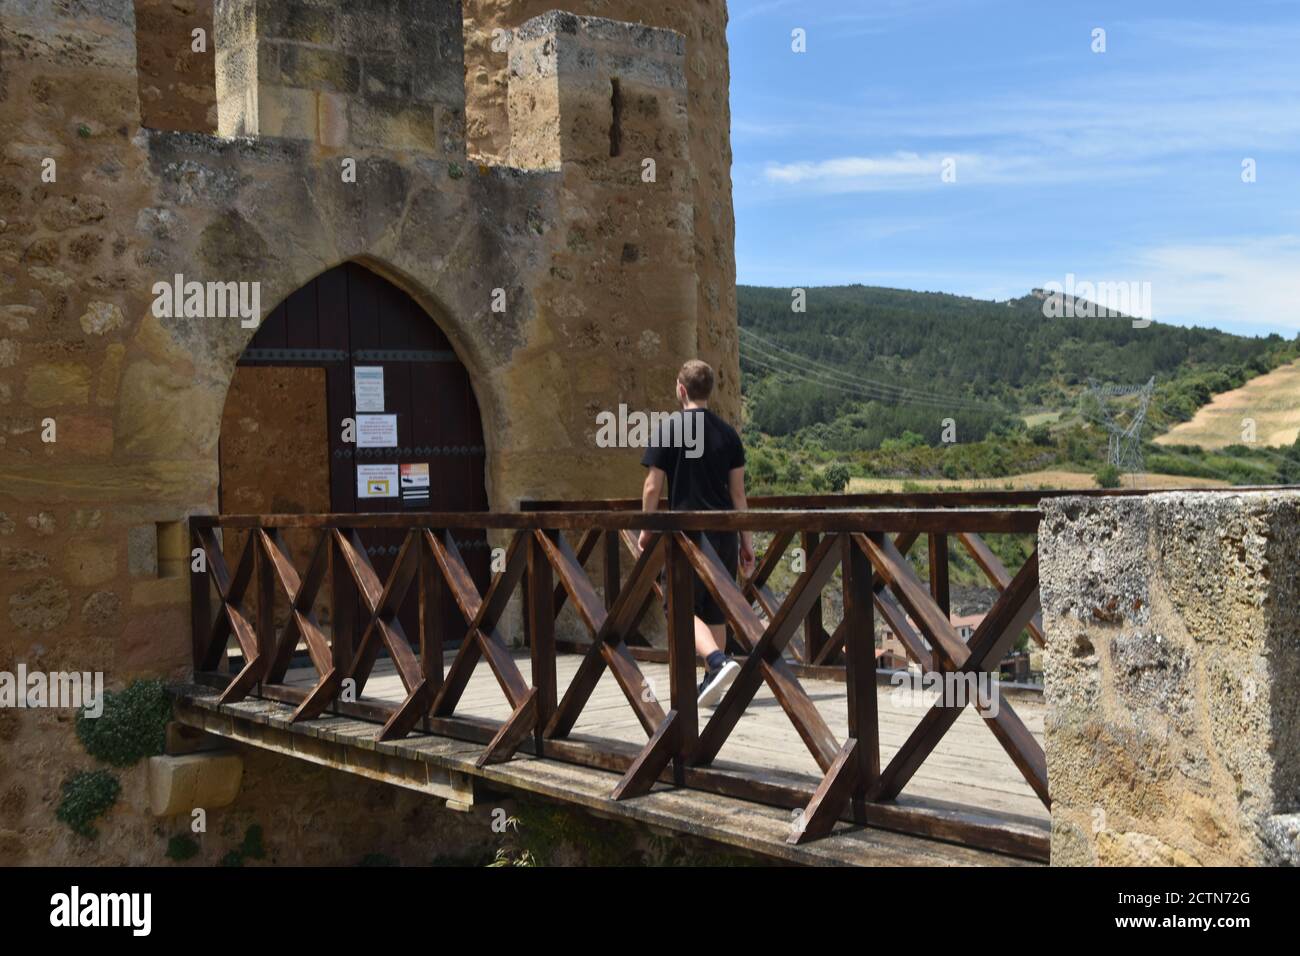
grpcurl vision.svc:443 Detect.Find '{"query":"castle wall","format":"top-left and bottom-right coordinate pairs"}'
top-left (1039, 491), bottom-right (1300, 865)
top-left (0, 0), bottom-right (731, 864)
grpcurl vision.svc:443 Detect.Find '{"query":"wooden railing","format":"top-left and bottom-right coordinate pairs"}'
top-left (189, 503), bottom-right (1047, 858)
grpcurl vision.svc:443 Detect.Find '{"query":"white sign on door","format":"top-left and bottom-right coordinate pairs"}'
top-left (357, 464), bottom-right (399, 498)
top-left (356, 413), bottom-right (398, 448)
top-left (354, 366), bottom-right (385, 412)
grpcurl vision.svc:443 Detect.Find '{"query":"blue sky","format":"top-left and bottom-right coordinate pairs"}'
top-left (727, 0), bottom-right (1300, 336)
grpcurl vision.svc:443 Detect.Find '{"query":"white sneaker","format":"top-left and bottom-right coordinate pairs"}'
top-left (697, 659), bottom-right (741, 707)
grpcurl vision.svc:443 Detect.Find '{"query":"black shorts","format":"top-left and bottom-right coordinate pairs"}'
top-left (662, 530), bottom-right (739, 627)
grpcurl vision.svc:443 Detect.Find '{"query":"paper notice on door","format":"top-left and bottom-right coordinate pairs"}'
top-left (400, 462), bottom-right (430, 505)
top-left (354, 366), bottom-right (385, 412)
top-left (356, 413), bottom-right (398, 448)
top-left (357, 464), bottom-right (399, 498)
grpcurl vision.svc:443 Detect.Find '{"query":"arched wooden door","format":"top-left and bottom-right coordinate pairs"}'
top-left (219, 261), bottom-right (488, 653)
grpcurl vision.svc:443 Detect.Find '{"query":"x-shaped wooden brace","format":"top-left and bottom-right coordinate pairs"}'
top-left (791, 534), bottom-right (1045, 842)
top-left (256, 529), bottom-right (338, 723)
top-left (326, 527), bottom-right (427, 738)
top-left (956, 531), bottom-right (1045, 646)
top-left (614, 532), bottom-right (846, 803)
top-left (194, 527), bottom-right (263, 705)
top-left (422, 529), bottom-right (537, 764)
top-left (542, 531), bottom-right (669, 754)
top-left (794, 531), bottom-right (930, 670)
top-left (860, 533), bottom-right (1048, 805)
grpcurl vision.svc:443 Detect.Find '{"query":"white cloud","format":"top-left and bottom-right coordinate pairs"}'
top-left (761, 151), bottom-right (1018, 192)
top-left (1134, 236), bottom-right (1300, 331)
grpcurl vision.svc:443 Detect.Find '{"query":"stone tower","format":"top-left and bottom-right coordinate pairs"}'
top-left (0, 0), bottom-right (738, 864)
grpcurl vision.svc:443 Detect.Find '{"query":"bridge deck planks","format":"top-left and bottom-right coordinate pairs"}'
top-left (177, 685), bottom-right (1042, 867)
top-left (280, 649), bottom-right (1049, 829)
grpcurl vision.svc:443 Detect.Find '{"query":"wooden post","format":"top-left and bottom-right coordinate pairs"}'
top-left (803, 531), bottom-right (829, 664)
top-left (330, 530), bottom-right (356, 710)
top-left (419, 530), bottom-right (445, 697)
top-left (844, 533), bottom-right (879, 815)
top-left (189, 521), bottom-right (211, 673)
top-left (665, 533), bottom-right (697, 783)
top-left (529, 530), bottom-right (557, 755)
top-left (603, 528), bottom-right (621, 612)
top-left (928, 532), bottom-right (950, 616)
top-left (255, 528), bottom-right (275, 689)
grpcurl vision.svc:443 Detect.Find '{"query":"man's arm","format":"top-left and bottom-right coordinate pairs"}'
top-left (729, 466), bottom-right (755, 574)
top-left (637, 467), bottom-right (667, 552)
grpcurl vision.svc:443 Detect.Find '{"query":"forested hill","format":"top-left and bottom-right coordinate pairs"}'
top-left (738, 284), bottom-right (1295, 444)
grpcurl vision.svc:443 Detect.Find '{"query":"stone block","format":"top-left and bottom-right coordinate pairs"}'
top-left (23, 363), bottom-right (92, 405)
top-left (257, 83), bottom-right (318, 140)
top-left (277, 45), bottom-right (359, 94)
top-left (147, 752), bottom-right (244, 816)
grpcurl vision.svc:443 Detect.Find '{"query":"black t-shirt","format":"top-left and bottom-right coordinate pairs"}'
top-left (641, 407), bottom-right (745, 510)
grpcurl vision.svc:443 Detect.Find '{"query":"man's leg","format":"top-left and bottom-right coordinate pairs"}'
top-left (694, 618), bottom-right (725, 660)
top-left (693, 531), bottom-right (741, 705)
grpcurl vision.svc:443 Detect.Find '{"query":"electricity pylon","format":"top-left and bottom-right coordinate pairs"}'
top-left (1087, 376), bottom-right (1155, 474)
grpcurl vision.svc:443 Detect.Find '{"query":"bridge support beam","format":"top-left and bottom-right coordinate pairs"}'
top-left (1039, 490), bottom-right (1300, 866)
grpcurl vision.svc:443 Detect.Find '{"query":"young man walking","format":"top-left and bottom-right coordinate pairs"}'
top-left (638, 360), bottom-right (754, 706)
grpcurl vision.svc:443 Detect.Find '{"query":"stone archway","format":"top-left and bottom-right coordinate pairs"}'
top-left (216, 260), bottom-right (491, 646)
top-left (218, 260), bottom-right (488, 518)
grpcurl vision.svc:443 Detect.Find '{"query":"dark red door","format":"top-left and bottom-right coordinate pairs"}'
top-left (231, 262), bottom-right (488, 658)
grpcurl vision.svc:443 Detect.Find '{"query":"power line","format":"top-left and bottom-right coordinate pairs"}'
top-left (740, 326), bottom-right (1004, 410)
top-left (740, 348), bottom-right (974, 411)
top-left (740, 328), bottom-right (1006, 413)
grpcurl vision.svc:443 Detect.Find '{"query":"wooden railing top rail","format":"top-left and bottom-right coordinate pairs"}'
top-left (521, 484), bottom-right (1290, 512)
top-left (191, 508), bottom-right (1040, 534)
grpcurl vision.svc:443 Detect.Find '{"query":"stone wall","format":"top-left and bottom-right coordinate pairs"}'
top-left (1039, 491), bottom-right (1300, 866)
top-left (462, 0), bottom-right (740, 422)
top-left (0, 0), bottom-right (733, 865)
top-left (133, 0), bottom-right (217, 133)
top-left (215, 0), bottom-right (465, 154)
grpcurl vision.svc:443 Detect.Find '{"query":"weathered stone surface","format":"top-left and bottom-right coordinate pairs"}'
top-left (126, 524), bottom-right (157, 577)
top-left (23, 363), bottom-right (92, 405)
top-left (147, 752), bottom-right (244, 816)
top-left (1041, 492), bottom-right (1300, 866)
top-left (64, 538), bottom-right (118, 586)
top-left (80, 589), bottom-right (122, 627)
top-left (78, 300), bottom-right (125, 335)
top-left (8, 576), bottom-right (72, 631)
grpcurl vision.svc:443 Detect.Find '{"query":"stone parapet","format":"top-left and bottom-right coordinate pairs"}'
top-left (1039, 491), bottom-right (1300, 865)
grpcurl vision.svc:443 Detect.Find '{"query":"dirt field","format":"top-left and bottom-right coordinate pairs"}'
top-left (1156, 359), bottom-right (1300, 450)
top-left (846, 468), bottom-right (1229, 494)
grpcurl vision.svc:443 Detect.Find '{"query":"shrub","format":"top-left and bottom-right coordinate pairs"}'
top-left (1094, 464), bottom-right (1122, 489)
top-left (166, 834), bottom-right (200, 862)
top-left (57, 770), bottom-right (120, 838)
top-left (76, 679), bottom-right (172, 767)
top-left (824, 463), bottom-right (851, 493)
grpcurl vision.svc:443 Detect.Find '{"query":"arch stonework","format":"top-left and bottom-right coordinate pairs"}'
top-left (0, 1), bottom-right (731, 864)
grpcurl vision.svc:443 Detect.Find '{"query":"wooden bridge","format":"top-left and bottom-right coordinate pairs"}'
top-left (178, 491), bottom-right (1066, 865)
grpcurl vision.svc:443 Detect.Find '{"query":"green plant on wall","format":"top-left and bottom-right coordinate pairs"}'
top-left (165, 834), bottom-right (199, 862)
top-left (219, 824), bottom-right (267, 867)
top-left (75, 679), bottom-right (172, 767)
top-left (56, 770), bottom-right (120, 838)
